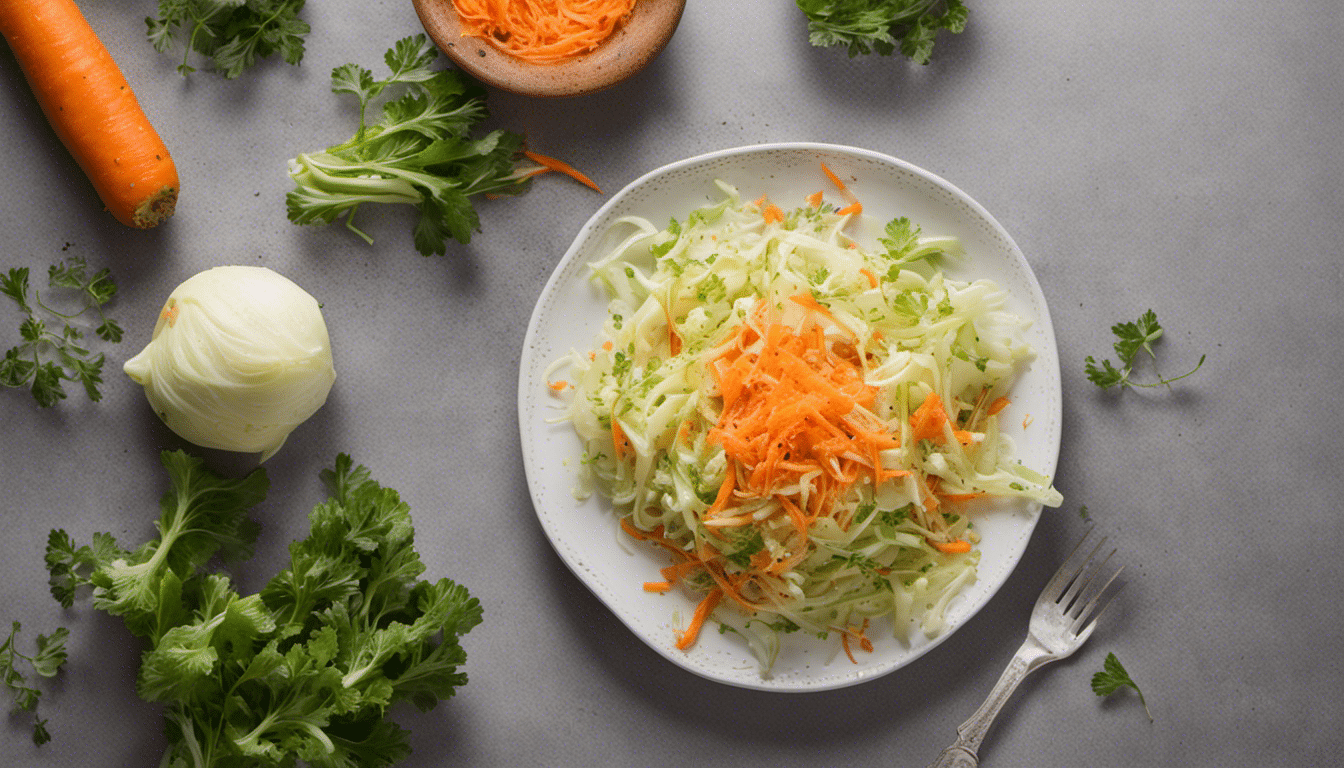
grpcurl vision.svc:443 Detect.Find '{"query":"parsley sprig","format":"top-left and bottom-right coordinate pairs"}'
top-left (796, 0), bottom-right (968, 63)
top-left (286, 35), bottom-right (532, 256)
top-left (147, 0), bottom-right (309, 78)
top-left (1085, 309), bottom-right (1204, 390)
top-left (1, 257), bottom-right (123, 407)
top-left (1092, 651), bottom-right (1153, 721)
top-left (1, 621), bottom-right (70, 745)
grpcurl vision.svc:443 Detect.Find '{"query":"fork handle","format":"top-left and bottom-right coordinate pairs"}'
top-left (927, 638), bottom-right (1054, 768)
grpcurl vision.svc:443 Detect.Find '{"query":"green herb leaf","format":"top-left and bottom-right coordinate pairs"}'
top-left (1, 620), bottom-right (69, 744)
top-left (1085, 309), bottom-right (1205, 390)
top-left (2, 257), bottom-right (122, 407)
top-left (796, 0), bottom-right (968, 64)
top-left (1092, 651), bottom-right (1153, 721)
top-left (148, 0), bottom-right (309, 79)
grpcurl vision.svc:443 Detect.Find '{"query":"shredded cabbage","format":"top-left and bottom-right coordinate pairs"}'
top-left (551, 181), bottom-right (1061, 672)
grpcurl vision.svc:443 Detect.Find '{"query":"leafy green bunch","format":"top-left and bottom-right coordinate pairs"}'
top-left (47, 451), bottom-right (482, 768)
top-left (147, 0), bottom-right (309, 78)
top-left (1, 257), bottom-right (122, 407)
top-left (287, 35), bottom-right (533, 257)
top-left (796, 0), bottom-right (968, 63)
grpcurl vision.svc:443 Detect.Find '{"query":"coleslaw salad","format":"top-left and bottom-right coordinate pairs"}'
top-left (547, 174), bottom-right (1062, 673)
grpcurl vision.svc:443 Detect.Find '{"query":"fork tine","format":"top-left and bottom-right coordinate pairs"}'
top-left (1061, 545), bottom-right (1115, 616)
top-left (1038, 528), bottom-right (1099, 604)
top-left (1070, 565), bottom-right (1125, 636)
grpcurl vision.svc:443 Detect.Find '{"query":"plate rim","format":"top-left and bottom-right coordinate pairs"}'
top-left (518, 141), bottom-right (1061, 692)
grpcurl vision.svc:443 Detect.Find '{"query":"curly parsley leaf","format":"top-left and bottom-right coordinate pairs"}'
top-left (796, 0), bottom-right (968, 64)
top-left (147, 0), bottom-right (309, 79)
top-left (2, 257), bottom-right (121, 407)
top-left (287, 35), bottom-right (533, 257)
top-left (49, 450), bottom-right (481, 768)
top-left (1085, 309), bottom-right (1205, 390)
top-left (1, 621), bottom-right (70, 745)
top-left (1092, 651), bottom-right (1153, 722)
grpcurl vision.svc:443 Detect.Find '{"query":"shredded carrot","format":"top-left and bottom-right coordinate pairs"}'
top-left (522, 149), bottom-right (603, 193)
top-left (940, 492), bottom-right (985, 503)
top-left (659, 560), bottom-right (703, 582)
top-left (988, 396), bottom-right (1011, 415)
top-left (820, 162), bottom-right (848, 192)
top-left (909, 391), bottom-right (951, 442)
top-left (675, 588), bottom-right (723, 650)
top-left (931, 538), bottom-right (972, 554)
top-left (838, 619), bottom-right (873, 664)
top-left (705, 297), bottom-right (898, 531)
top-left (643, 581), bottom-right (672, 592)
top-left (548, 379), bottom-right (569, 391)
top-left (611, 417), bottom-right (630, 460)
top-left (805, 190), bottom-right (824, 208)
top-left (452, 0), bottom-right (636, 63)
top-left (1022, 413), bottom-right (1034, 429)
top-left (820, 161), bottom-right (862, 218)
top-left (859, 268), bottom-right (878, 289)
top-left (762, 202), bottom-right (785, 224)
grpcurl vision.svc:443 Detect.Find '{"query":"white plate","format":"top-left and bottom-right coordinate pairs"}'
top-left (517, 143), bottom-right (1061, 692)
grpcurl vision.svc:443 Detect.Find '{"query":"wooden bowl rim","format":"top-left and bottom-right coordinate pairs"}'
top-left (412, 0), bottom-right (687, 98)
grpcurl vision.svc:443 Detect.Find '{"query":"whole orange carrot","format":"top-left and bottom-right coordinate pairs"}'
top-left (1, 0), bottom-right (178, 228)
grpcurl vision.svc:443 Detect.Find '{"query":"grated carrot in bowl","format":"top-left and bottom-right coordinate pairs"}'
top-left (451, 0), bottom-right (637, 63)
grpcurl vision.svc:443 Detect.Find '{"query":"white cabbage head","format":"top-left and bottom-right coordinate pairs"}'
top-left (124, 265), bottom-right (336, 461)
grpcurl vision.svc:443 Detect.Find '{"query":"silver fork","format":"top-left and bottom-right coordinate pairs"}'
top-left (928, 529), bottom-right (1124, 768)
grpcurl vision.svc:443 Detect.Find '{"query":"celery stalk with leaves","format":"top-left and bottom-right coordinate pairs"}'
top-left (286, 35), bottom-right (535, 256)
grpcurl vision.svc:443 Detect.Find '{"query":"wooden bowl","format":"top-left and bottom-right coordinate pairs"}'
top-left (412, 0), bottom-right (686, 98)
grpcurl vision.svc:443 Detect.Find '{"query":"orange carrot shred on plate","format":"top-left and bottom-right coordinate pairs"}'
top-left (820, 162), bottom-right (848, 192)
top-left (548, 380), bottom-right (569, 391)
top-left (988, 395), bottom-right (1012, 415)
top-left (909, 391), bottom-right (952, 442)
top-left (762, 203), bottom-right (785, 224)
top-left (522, 149), bottom-right (603, 193)
top-left (452, 0), bottom-right (637, 63)
top-left (1, 0), bottom-right (178, 228)
top-left (642, 581), bottom-right (673, 592)
top-left (838, 619), bottom-right (874, 664)
top-left (675, 587), bottom-right (723, 650)
top-left (931, 538), bottom-right (973, 554)
top-left (611, 417), bottom-right (631, 460)
top-left (805, 190), bottom-right (824, 208)
top-left (859, 268), bottom-right (879, 289)
top-left (820, 162), bottom-right (862, 216)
